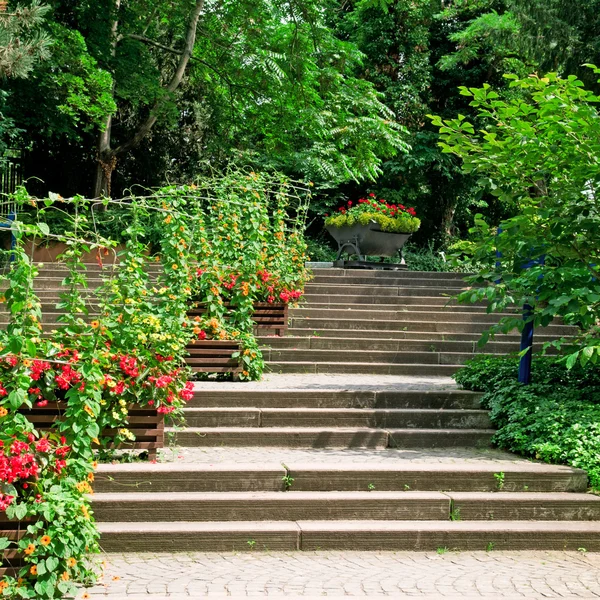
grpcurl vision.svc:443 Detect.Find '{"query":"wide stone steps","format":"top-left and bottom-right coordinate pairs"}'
top-left (291, 307), bottom-right (519, 323)
top-left (96, 520), bottom-right (600, 552)
top-left (310, 275), bottom-right (467, 288)
top-left (185, 389), bottom-right (483, 409)
top-left (282, 327), bottom-right (564, 343)
top-left (91, 491), bottom-right (600, 522)
top-left (259, 336), bottom-right (556, 355)
top-left (287, 317), bottom-right (573, 335)
top-left (95, 462), bottom-right (588, 494)
top-left (180, 407), bottom-right (492, 429)
top-left (168, 426), bottom-right (495, 448)
top-left (266, 361), bottom-right (459, 376)
top-left (310, 269), bottom-right (468, 281)
top-left (305, 284), bottom-right (469, 297)
top-left (266, 349), bottom-right (477, 366)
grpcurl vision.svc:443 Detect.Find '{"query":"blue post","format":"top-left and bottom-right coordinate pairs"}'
top-left (519, 303), bottom-right (534, 384)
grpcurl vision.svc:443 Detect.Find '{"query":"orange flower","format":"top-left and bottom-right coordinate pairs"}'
top-left (91, 320), bottom-right (100, 329)
top-left (67, 557), bottom-right (77, 568)
top-left (61, 571), bottom-right (70, 581)
top-left (0, 407), bottom-right (8, 418)
top-left (24, 543), bottom-right (35, 555)
top-left (29, 565), bottom-right (37, 576)
top-left (40, 535), bottom-right (51, 546)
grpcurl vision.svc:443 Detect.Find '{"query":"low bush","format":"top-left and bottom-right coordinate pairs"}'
top-left (455, 355), bottom-right (600, 489)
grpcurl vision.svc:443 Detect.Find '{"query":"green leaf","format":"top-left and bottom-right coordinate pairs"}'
top-left (37, 222), bottom-right (50, 236)
top-left (45, 556), bottom-right (59, 572)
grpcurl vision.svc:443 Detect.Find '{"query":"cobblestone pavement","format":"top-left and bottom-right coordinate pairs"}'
top-left (157, 446), bottom-right (532, 466)
top-left (192, 373), bottom-right (457, 392)
top-left (81, 550), bottom-right (600, 599)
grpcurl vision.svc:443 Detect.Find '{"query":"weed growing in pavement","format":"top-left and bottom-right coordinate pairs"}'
top-left (486, 542), bottom-right (495, 552)
top-left (494, 472), bottom-right (505, 490)
top-left (368, 483), bottom-right (376, 491)
top-left (437, 547), bottom-right (449, 555)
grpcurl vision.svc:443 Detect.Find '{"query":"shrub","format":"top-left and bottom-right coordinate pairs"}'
top-left (455, 355), bottom-right (600, 488)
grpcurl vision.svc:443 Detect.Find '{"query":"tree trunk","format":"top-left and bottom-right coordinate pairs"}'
top-left (93, 0), bottom-right (121, 198)
top-left (93, 0), bottom-right (206, 197)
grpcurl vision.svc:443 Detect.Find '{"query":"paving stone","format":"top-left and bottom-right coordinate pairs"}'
top-left (79, 550), bottom-right (600, 598)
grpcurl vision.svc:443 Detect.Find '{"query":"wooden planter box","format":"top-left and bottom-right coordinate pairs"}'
top-left (19, 403), bottom-right (165, 460)
top-left (187, 302), bottom-right (289, 336)
top-left (185, 339), bottom-right (242, 379)
top-left (0, 515), bottom-right (30, 577)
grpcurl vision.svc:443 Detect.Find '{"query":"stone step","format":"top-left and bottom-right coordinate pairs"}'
top-left (308, 269), bottom-right (468, 281)
top-left (187, 389), bottom-right (483, 410)
top-left (447, 492), bottom-right (600, 521)
top-left (310, 276), bottom-right (466, 288)
top-left (303, 301), bottom-right (511, 313)
top-left (169, 427), bottom-right (389, 448)
top-left (95, 463), bottom-right (588, 494)
top-left (181, 408), bottom-right (492, 429)
top-left (303, 294), bottom-right (485, 307)
top-left (267, 361), bottom-right (460, 376)
top-left (305, 284), bottom-right (465, 297)
top-left (289, 317), bottom-right (575, 335)
top-left (259, 336), bottom-right (556, 355)
top-left (167, 427), bottom-right (494, 448)
top-left (95, 463), bottom-right (289, 493)
top-left (386, 429), bottom-right (494, 448)
top-left (284, 328), bottom-right (567, 343)
top-left (92, 491), bottom-right (451, 522)
top-left (97, 520), bottom-right (600, 552)
top-left (92, 491), bottom-right (600, 523)
top-left (291, 307), bottom-right (519, 324)
top-left (265, 349), bottom-right (476, 366)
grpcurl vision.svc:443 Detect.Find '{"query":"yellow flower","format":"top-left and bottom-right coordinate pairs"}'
top-left (84, 405), bottom-right (95, 417)
top-left (164, 214), bottom-right (172, 224)
top-left (30, 565), bottom-right (38, 575)
top-left (172, 264), bottom-right (178, 270)
top-left (61, 571), bottom-right (70, 581)
top-left (24, 543), bottom-right (36, 555)
top-left (0, 407), bottom-right (8, 418)
top-left (22, 359), bottom-right (32, 367)
top-left (40, 535), bottom-right (51, 546)
top-left (67, 557), bottom-right (77, 568)
top-left (91, 320), bottom-right (100, 329)
top-left (81, 505), bottom-right (90, 519)
top-left (88, 472), bottom-right (95, 482)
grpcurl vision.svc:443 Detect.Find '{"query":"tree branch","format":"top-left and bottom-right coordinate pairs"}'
top-left (114, 0), bottom-right (205, 157)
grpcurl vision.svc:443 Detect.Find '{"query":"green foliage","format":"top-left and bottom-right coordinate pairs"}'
top-left (455, 354), bottom-right (600, 489)
top-left (432, 70), bottom-right (600, 365)
top-left (0, 0), bottom-right (52, 79)
top-left (403, 242), bottom-right (450, 272)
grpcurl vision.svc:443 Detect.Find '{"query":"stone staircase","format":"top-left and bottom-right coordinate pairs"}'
top-left (5, 265), bottom-right (600, 551)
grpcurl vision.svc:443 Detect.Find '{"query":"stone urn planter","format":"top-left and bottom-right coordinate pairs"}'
top-left (326, 222), bottom-right (411, 264)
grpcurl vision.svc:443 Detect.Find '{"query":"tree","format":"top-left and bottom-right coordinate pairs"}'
top-left (0, 0), bottom-right (51, 78)
top-left (431, 70), bottom-right (600, 365)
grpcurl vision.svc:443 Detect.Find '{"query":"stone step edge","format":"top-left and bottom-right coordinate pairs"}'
top-left (92, 490), bottom-right (599, 503)
top-left (96, 462), bottom-right (585, 476)
top-left (97, 519), bottom-right (600, 552)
